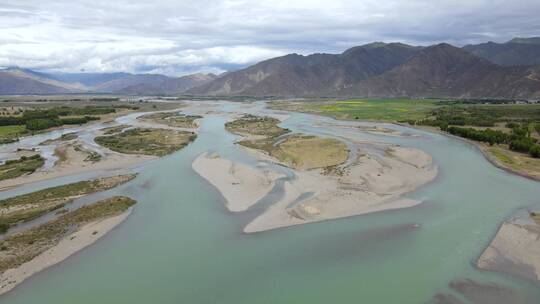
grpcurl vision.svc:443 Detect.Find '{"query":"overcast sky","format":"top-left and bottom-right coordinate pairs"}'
top-left (1, 0), bottom-right (539, 76)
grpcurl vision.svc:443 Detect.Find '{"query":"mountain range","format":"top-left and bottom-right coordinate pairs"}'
top-left (0, 68), bottom-right (217, 96)
top-left (2, 37), bottom-right (540, 98)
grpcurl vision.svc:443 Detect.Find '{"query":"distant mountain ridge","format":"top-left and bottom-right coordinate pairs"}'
top-left (0, 68), bottom-right (217, 95)
top-left (117, 73), bottom-right (218, 95)
top-left (2, 37), bottom-right (540, 98)
top-left (339, 44), bottom-right (540, 98)
top-left (189, 38), bottom-right (540, 98)
top-left (463, 37), bottom-right (540, 66)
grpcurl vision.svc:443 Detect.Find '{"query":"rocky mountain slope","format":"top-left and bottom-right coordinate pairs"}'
top-left (464, 37), bottom-right (540, 66)
top-left (188, 43), bottom-right (420, 96)
top-left (340, 44), bottom-right (540, 98)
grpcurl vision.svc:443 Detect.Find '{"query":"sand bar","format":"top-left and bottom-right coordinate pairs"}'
top-left (192, 152), bottom-right (283, 212)
top-left (477, 210), bottom-right (540, 283)
top-left (244, 145), bottom-right (437, 232)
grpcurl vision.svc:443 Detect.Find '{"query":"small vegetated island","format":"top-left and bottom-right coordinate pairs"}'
top-left (95, 128), bottom-right (197, 156)
top-left (193, 114), bottom-right (437, 233)
top-left (0, 174), bottom-right (138, 295)
top-left (138, 112), bottom-right (202, 129)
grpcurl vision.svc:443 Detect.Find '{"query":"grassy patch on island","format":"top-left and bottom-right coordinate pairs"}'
top-left (139, 112), bottom-right (202, 129)
top-left (272, 135), bottom-right (348, 169)
top-left (225, 114), bottom-right (289, 137)
top-left (95, 128), bottom-right (196, 156)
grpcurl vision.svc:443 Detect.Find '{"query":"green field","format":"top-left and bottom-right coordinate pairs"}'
top-left (0, 125), bottom-right (27, 142)
top-left (271, 98), bottom-right (440, 121)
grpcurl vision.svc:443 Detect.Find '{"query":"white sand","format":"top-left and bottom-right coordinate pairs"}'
top-left (192, 152), bottom-right (284, 212)
top-left (477, 218), bottom-right (540, 282)
top-left (244, 146), bottom-right (436, 233)
top-left (0, 209), bottom-right (132, 296)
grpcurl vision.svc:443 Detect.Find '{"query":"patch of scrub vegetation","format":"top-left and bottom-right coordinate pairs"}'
top-left (60, 132), bottom-right (78, 141)
top-left (225, 114), bottom-right (290, 137)
top-left (39, 132), bottom-right (78, 146)
top-left (487, 146), bottom-right (540, 179)
top-left (73, 144), bottom-right (102, 162)
top-left (95, 128), bottom-right (196, 156)
top-left (271, 134), bottom-right (349, 170)
top-left (140, 112), bottom-right (202, 129)
top-left (101, 124), bottom-right (130, 135)
top-left (0, 196), bottom-right (136, 273)
top-left (415, 105), bottom-right (540, 159)
top-left (0, 125), bottom-right (27, 144)
top-left (0, 155), bottom-right (44, 181)
top-left (488, 147), bottom-right (514, 165)
top-left (0, 174), bottom-right (136, 232)
top-left (0, 105), bottom-right (136, 141)
top-left (269, 99), bottom-right (439, 121)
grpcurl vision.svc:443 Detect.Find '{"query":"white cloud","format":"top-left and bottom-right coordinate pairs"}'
top-left (0, 0), bottom-right (539, 75)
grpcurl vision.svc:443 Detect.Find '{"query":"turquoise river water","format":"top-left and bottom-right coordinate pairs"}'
top-left (1, 100), bottom-right (540, 303)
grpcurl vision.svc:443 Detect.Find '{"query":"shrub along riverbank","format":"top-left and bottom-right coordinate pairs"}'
top-left (0, 105), bottom-right (139, 141)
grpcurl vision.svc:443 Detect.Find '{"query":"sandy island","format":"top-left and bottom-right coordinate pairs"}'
top-left (477, 210), bottom-right (540, 283)
top-left (243, 144), bottom-right (437, 233)
top-left (192, 152), bottom-right (284, 212)
top-left (193, 140), bottom-right (437, 233)
top-left (0, 208), bottom-right (133, 296)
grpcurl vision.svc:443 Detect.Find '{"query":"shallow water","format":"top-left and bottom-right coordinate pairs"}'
top-left (2, 100), bottom-right (540, 303)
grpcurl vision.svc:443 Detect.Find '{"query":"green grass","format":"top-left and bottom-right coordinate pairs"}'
top-left (140, 113), bottom-right (202, 129)
top-left (489, 148), bottom-right (514, 165)
top-left (317, 99), bottom-right (439, 121)
top-left (0, 125), bottom-right (27, 142)
top-left (272, 98), bottom-right (440, 122)
top-left (95, 128), bottom-right (197, 156)
top-left (225, 114), bottom-right (290, 137)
